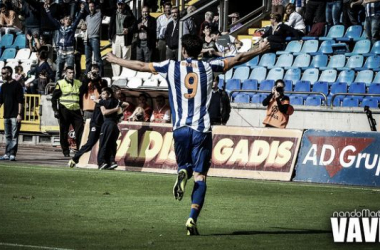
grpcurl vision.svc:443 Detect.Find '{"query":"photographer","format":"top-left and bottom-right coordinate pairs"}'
top-left (79, 64), bottom-right (108, 120)
top-left (262, 79), bottom-right (293, 128)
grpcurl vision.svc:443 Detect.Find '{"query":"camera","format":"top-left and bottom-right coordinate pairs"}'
top-left (91, 71), bottom-right (98, 78)
top-left (276, 87), bottom-right (284, 93)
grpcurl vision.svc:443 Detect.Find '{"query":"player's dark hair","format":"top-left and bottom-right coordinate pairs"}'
top-left (181, 34), bottom-right (203, 58)
top-left (39, 50), bottom-right (48, 60)
top-left (102, 87), bottom-right (113, 96)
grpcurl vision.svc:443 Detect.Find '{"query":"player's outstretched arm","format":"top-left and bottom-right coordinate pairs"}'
top-left (105, 53), bottom-right (151, 72)
top-left (224, 41), bottom-right (270, 71)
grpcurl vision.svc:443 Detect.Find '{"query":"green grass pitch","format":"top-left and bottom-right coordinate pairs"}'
top-left (0, 163), bottom-right (379, 250)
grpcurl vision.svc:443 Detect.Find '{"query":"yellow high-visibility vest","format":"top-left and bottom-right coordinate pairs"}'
top-left (57, 79), bottom-right (82, 110)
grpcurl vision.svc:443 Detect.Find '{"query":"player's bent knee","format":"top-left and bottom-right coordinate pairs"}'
top-left (193, 172), bottom-right (206, 182)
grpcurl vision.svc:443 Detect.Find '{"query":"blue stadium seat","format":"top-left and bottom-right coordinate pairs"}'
top-left (234, 93), bottom-right (250, 103)
top-left (355, 55), bottom-right (380, 71)
top-left (348, 82), bottom-right (366, 102)
top-left (251, 93), bottom-right (267, 104)
top-left (310, 40), bottom-right (334, 55)
top-left (269, 53), bottom-right (293, 69)
top-left (266, 68), bottom-right (284, 81)
top-left (294, 80), bottom-right (311, 98)
top-left (255, 53), bottom-right (276, 68)
top-left (225, 68), bottom-right (234, 80)
top-left (336, 70), bottom-right (355, 86)
top-left (218, 76), bottom-right (225, 89)
top-left (363, 40), bottom-right (380, 57)
top-left (342, 97), bottom-right (359, 107)
top-left (231, 66), bottom-right (250, 82)
top-left (305, 95), bottom-right (323, 106)
top-left (9, 34), bottom-right (26, 49)
top-left (289, 95), bottom-right (304, 105)
top-left (284, 80), bottom-right (293, 92)
top-left (277, 40), bottom-right (302, 55)
top-left (337, 55), bottom-right (364, 71)
top-left (259, 80), bottom-right (275, 91)
top-left (284, 68), bottom-right (301, 83)
top-left (319, 69), bottom-right (337, 83)
top-left (241, 79), bottom-right (258, 98)
top-left (303, 54), bottom-right (328, 70)
top-left (0, 48), bottom-right (16, 61)
top-left (301, 68), bottom-right (319, 85)
top-left (0, 34), bottom-right (14, 48)
top-left (368, 83), bottom-right (380, 101)
top-left (320, 54), bottom-right (346, 70)
top-left (345, 39), bottom-right (371, 56)
top-left (327, 82), bottom-right (348, 106)
top-left (249, 66), bottom-right (267, 83)
top-left (354, 70), bottom-right (374, 86)
top-left (319, 25), bottom-right (345, 41)
top-left (225, 79), bottom-right (241, 97)
top-left (361, 97), bottom-right (379, 108)
top-left (312, 81), bottom-right (329, 96)
top-left (294, 40), bottom-right (319, 55)
top-left (336, 25), bottom-right (363, 42)
top-left (286, 53), bottom-right (311, 69)
top-left (373, 72), bottom-right (380, 84)
top-left (245, 56), bottom-right (259, 68)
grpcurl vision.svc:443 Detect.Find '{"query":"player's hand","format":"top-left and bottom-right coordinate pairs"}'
top-left (105, 52), bottom-right (118, 64)
top-left (271, 86), bottom-right (276, 94)
top-left (259, 40), bottom-right (270, 52)
top-left (54, 111), bottom-right (60, 119)
top-left (274, 91), bottom-right (280, 98)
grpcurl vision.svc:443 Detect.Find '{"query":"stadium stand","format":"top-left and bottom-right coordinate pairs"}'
top-left (286, 53), bottom-right (310, 69)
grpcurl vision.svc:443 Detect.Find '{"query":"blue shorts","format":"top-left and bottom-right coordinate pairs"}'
top-left (173, 126), bottom-right (212, 178)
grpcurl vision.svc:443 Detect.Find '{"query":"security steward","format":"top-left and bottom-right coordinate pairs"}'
top-left (51, 66), bottom-right (84, 157)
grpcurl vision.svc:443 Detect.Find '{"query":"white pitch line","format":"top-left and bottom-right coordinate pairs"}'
top-left (0, 242), bottom-right (74, 250)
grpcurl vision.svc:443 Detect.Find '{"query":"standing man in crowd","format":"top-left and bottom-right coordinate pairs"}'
top-left (51, 66), bottom-right (84, 157)
top-left (105, 34), bottom-right (269, 235)
top-left (165, 6), bottom-right (180, 60)
top-left (262, 79), bottom-right (293, 128)
top-left (156, 2), bottom-right (172, 61)
top-left (134, 6), bottom-right (156, 62)
top-left (208, 76), bottom-right (231, 125)
top-left (108, 0), bottom-right (136, 77)
top-left (0, 66), bottom-right (24, 161)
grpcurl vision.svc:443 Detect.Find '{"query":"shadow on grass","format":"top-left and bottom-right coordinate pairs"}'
top-left (207, 227), bottom-right (331, 236)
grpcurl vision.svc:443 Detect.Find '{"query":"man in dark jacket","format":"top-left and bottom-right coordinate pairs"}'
top-left (165, 6), bottom-right (179, 60)
top-left (208, 76), bottom-right (231, 125)
top-left (108, 0), bottom-right (136, 77)
top-left (21, 0), bottom-right (41, 38)
top-left (134, 5), bottom-right (157, 62)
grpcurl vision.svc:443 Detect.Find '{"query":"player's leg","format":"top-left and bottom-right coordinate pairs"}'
top-left (97, 123), bottom-right (109, 170)
top-left (173, 127), bottom-right (193, 200)
top-left (108, 123), bottom-right (120, 170)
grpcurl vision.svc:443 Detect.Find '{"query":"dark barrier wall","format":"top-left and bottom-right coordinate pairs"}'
top-left (293, 130), bottom-right (380, 187)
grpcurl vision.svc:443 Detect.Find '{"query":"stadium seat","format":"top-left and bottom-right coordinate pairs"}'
top-left (255, 53), bottom-right (276, 68)
top-left (355, 55), bottom-right (380, 71)
top-left (342, 96), bottom-right (359, 107)
top-left (336, 70), bottom-right (355, 86)
top-left (0, 34), bottom-right (14, 48)
top-left (318, 69), bottom-right (337, 83)
top-left (225, 68), bottom-right (234, 80)
top-left (368, 83), bottom-right (380, 99)
top-left (277, 40), bottom-right (302, 55)
top-left (29, 52), bottom-right (38, 62)
top-left (345, 39), bottom-right (371, 56)
top-left (336, 25), bottom-right (363, 42)
top-left (305, 95), bottom-right (323, 106)
top-left (266, 68), bottom-right (284, 81)
top-left (251, 93), bottom-right (267, 104)
top-left (238, 39), bottom-right (252, 52)
top-left (310, 40), bottom-right (334, 55)
top-left (361, 97), bottom-right (379, 108)
top-left (294, 40), bottom-right (319, 55)
top-left (284, 80), bottom-right (293, 92)
top-left (127, 77), bottom-right (143, 88)
top-left (286, 53), bottom-right (311, 69)
top-left (231, 66), bottom-right (250, 82)
top-left (303, 54), bottom-right (328, 70)
top-left (354, 70), bottom-right (374, 86)
top-left (112, 67), bottom-right (137, 80)
top-left (225, 79), bottom-right (241, 97)
top-left (284, 68), bottom-right (301, 83)
top-left (135, 72), bottom-right (152, 80)
top-left (249, 66), bottom-right (267, 83)
top-left (7, 48), bottom-right (31, 63)
top-left (327, 82), bottom-right (348, 106)
top-left (21, 61), bottom-right (33, 74)
top-left (234, 93), bottom-right (250, 103)
top-left (218, 76), bottom-right (225, 89)
top-left (337, 55), bottom-right (364, 71)
top-left (373, 72), bottom-right (380, 84)
top-left (259, 80), bottom-right (275, 91)
top-left (319, 54), bottom-right (346, 70)
top-left (102, 77), bottom-right (111, 86)
top-left (143, 78), bottom-right (159, 87)
top-left (9, 34), bottom-right (26, 49)
top-left (245, 55), bottom-right (259, 68)
top-left (159, 79), bottom-right (168, 88)
top-left (269, 53), bottom-right (293, 69)
top-left (289, 95), bottom-right (304, 105)
top-left (112, 79), bottom-right (127, 87)
top-left (241, 79), bottom-right (258, 98)
top-left (363, 40), bottom-right (380, 57)
top-left (293, 80), bottom-right (311, 98)
top-left (312, 81), bottom-right (329, 96)
top-left (348, 82), bottom-right (366, 102)
top-left (319, 25), bottom-right (345, 41)
top-left (0, 48), bottom-right (16, 61)
top-left (301, 68), bottom-right (319, 85)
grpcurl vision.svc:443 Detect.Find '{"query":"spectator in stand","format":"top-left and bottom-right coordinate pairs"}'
top-left (293, 0), bottom-right (306, 14)
top-left (259, 13), bottom-right (301, 52)
top-left (262, 79), bottom-right (293, 128)
top-left (183, 5), bottom-right (197, 35)
top-left (326, 0), bottom-right (343, 26)
top-left (136, 93), bottom-right (152, 122)
top-left (150, 95), bottom-right (170, 123)
top-left (156, 2), bottom-right (172, 61)
top-left (84, 1), bottom-right (104, 76)
top-left (353, 0), bottom-right (380, 44)
top-left (284, 3), bottom-right (306, 36)
top-left (21, 0), bottom-right (42, 39)
top-left (51, 66), bottom-right (84, 157)
top-left (128, 106), bottom-right (145, 122)
top-left (14, 66), bottom-right (27, 88)
top-left (165, 6), bottom-right (179, 60)
top-left (272, 0), bottom-right (285, 17)
top-left (208, 76), bottom-right (231, 126)
top-left (134, 6), bottom-right (156, 62)
top-left (211, 30), bottom-right (243, 57)
top-left (26, 70), bottom-right (49, 95)
top-left (199, 11), bottom-right (217, 38)
top-left (79, 63), bottom-right (108, 120)
top-left (109, 0), bottom-right (136, 77)
top-left (61, 0), bottom-right (78, 19)
top-left (342, 0), bottom-right (365, 28)
top-left (28, 50), bottom-right (55, 83)
top-left (200, 24), bottom-right (216, 61)
top-left (0, 66), bottom-right (24, 161)
top-left (304, 0), bottom-right (327, 27)
top-left (45, 2), bottom-right (85, 80)
top-left (0, 3), bottom-right (22, 33)
top-left (229, 12), bottom-right (243, 33)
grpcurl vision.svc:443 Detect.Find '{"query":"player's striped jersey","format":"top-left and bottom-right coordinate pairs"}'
top-left (150, 58), bottom-right (227, 133)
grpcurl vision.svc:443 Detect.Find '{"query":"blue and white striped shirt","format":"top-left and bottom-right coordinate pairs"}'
top-left (150, 58), bottom-right (227, 133)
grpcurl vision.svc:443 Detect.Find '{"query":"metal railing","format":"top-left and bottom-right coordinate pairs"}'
top-left (329, 93), bottom-right (380, 108)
